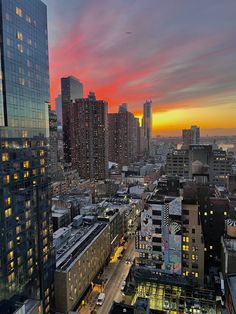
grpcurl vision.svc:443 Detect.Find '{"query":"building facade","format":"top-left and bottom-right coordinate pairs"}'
top-left (48, 106), bottom-right (58, 179)
top-left (54, 223), bottom-right (110, 313)
top-left (0, 0), bottom-right (54, 313)
top-left (108, 111), bottom-right (139, 166)
top-left (70, 92), bottom-right (108, 180)
top-left (143, 100), bottom-right (152, 156)
top-left (61, 76), bottom-right (83, 164)
top-left (182, 125), bottom-right (200, 147)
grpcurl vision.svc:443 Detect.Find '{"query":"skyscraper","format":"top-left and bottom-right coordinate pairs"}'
top-left (55, 94), bottom-right (62, 126)
top-left (143, 99), bottom-right (152, 156)
top-left (48, 105), bottom-right (58, 179)
top-left (70, 92), bottom-right (108, 180)
top-left (108, 110), bottom-right (139, 166)
top-left (182, 125), bottom-right (200, 147)
top-left (61, 76), bottom-right (83, 164)
top-left (0, 0), bottom-right (54, 312)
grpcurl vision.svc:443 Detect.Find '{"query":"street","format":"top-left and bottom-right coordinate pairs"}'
top-left (78, 236), bottom-right (136, 314)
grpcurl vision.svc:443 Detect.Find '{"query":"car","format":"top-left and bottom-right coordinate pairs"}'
top-left (96, 293), bottom-right (105, 306)
top-left (121, 280), bottom-right (126, 291)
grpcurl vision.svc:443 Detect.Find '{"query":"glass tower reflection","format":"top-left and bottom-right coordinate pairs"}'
top-left (0, 1), bottom-right (54, 313)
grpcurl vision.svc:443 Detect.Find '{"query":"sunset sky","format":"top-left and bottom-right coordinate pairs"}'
top-left (44, 0), bottom-right (236, 136)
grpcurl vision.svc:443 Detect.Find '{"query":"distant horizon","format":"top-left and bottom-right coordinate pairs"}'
top-left (151, 128), bottom-right (236, 137)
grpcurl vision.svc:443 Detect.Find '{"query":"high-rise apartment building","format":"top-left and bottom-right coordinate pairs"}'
top-left (136, 188), bottom-right (205, 285)
top-left (143, 99), bottom-right (152, 156)
top-left (0, 0), bottom-right (54, 313)
top-left (61, 76), bottom-right (83, 163)
top-left (108, 110), bottom-right (139, 166)
top-left (48, 105), bottom-right (58, 179)
top-left (55, 94), bottom-right (62, 126)
top-left (70, 92), bottom-right (108, 180)
top-left (182, 125), bottom-right (200, 147)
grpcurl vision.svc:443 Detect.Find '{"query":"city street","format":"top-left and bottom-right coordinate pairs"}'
top-left (78, 236), bottom-right (136, 314)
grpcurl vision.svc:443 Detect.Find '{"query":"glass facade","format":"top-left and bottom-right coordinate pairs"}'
top-left (0, 1), bottom-right (54, 313)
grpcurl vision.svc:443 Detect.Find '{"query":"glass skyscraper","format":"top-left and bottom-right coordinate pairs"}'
top-left (0, 0), bottom-right (54, 313)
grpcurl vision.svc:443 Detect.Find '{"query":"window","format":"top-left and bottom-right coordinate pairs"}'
top-left (23, 161), bottom-right (29, 168)
top-left (4, 175), bottom-right (10, 184)
top-left (2, 153), bottom-right (9, 161)
top-left (192, 228), bottom-right (195, 234)
top-left (17, 44), bottom-right (23, 53)
top-left (5, 208), bottom-right (12, 218)
top-left (16, 7), bottom-right (22, 17)
top-left (24, 171), bottom-right (29, 178)
top-left (17, 31), bottom-right (23, 41)
top-left (182, 245), bottom-right (189, 251)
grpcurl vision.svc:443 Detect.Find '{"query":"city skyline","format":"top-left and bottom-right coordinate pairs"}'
top-left (45, 0), bottom-right (236, 135)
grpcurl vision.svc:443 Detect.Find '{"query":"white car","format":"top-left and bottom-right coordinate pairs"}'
top-left (121, 280), bottom-right (126, 291)
top-left (96, 293), bottom-right (105, 306)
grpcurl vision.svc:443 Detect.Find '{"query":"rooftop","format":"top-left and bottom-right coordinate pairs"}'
top-left (56, 222), bottom-right (107, 272)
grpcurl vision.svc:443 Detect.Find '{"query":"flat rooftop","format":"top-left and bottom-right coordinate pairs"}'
top-left (56, 222), bottom-right (106, 272)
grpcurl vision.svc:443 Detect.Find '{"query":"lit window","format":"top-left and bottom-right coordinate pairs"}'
top-left (224, 212), bottom-right (227, 216)
top-left (195, 272), bottom-right (199, 278)
top-left (5, 208), bottom-right (12, 218)
top-left (8, 241), bottom-right (13, 250)
top-left (204, 247), bottom-right (207, 252)
top-left (210, 245), bottom-right (213, 250)
top-left (17, 43), bottom-right (23, 53)
top-left (24, 171), bottom-right (29, 178)
top-left (2, 153), bottom-right (9, 161)
top-left (204, 212), bottom-right (207, 216)
top-left (22, 130), bottom-right (28, 138)
top-left (17, 31), bottom-right (23, 41)
top-left (8, 251), bottom-right (14, 261)
top-left (182, 245), bottom-right (189, 251)
top-left (27, 248), bottom-right (33, 257)
top-left (32, 169), bottom-right (37, 176)
top-left (14, 173), bottom-right (19, 181)
top-left (192, 254), bottom-right (195, 261)
top-left (41, 167), bottom-right (45, 174)
top-left (40, 159), bottom-right (45, 166)
top-left (16, 7), bottom-right (22, 17)
top-left (16, 226), bottom-right (21, 234)
top-left (6, 197), bottom-right (11, 206)
top-left (40, 150), bottom-right (45, 156)
top-left (23, 161), bottom-right (29, 168)
top-left (4, 175), bottom-right (10, 184)
top-left (186, 237), bottom-right (189, 243)
top-left (210, 210), bottom-right (213, 214)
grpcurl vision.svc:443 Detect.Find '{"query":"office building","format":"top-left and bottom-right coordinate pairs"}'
top-left (0, 0), bottom-right (54, 313)
top-left (61, 76), bottom-right (83, 163)
top-left (108, 111), bottom-right (139, 166)
top-left (166, 144), bottom-right (233, 184)
top-left (70, 92), bottom-right (108, 180)
top-left (143, 100), bottom-right (152, 156)
top-left (118, 103), bottom-right (128, 113)
top-left (182, 125), bottom-right (200, 147)
top-left (48, 105), bottom-right (58, 179)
